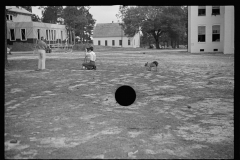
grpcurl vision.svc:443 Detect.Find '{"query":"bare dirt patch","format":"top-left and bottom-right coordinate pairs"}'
top-left (5, 50), bottom-right (234, 159)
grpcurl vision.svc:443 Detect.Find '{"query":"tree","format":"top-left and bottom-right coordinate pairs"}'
top-left (140, 31), bottom-right (155, 48)
top-left (5, 6), bottom-right (8, 67)
top-left (41, 6), bottom-right (63, 24)
top-left (117, 6), bottom-right (186, 49)
top-left (32, 14), bottom-right (41, 22)
top-left (161, 6), bottom-right (186, 48)
top-left (182, 6), bottom-right (188, 47)
top-left (117, 6), bottom-right (168, 49)
top-left (159, 32), bottom-right (171, 47)
top-left (62, 6), bottom-right (95, 44)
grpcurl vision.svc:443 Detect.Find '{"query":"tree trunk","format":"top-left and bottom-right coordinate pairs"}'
top-left (152, 32), bottom-right (160, 49)
top-left (83, 33), bottom-right (85, 43)
top-left (5, 7), bottom-right (8, 68)
top-left (152, 35), bottom-right (160, 49)
top-left (69, 29), bottom-right (72, 45)
top-left (155, 38), bottom-right (160, 49)
top-left (73, 30), bottom-right (75, 45)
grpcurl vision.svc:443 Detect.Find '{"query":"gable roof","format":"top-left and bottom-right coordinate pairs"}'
top-left (92, 23), bottom-right (128, 38)
top-left (6, 6), bottom-right (33, 15)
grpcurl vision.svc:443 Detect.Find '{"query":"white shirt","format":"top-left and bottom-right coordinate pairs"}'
top-left (7, 47), bottom-right (11, 53)
top-left (86, 51), bottom-right (96, 61)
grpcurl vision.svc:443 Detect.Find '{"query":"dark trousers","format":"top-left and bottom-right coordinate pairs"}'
top-left (82, 61), bottom-right (96, 69)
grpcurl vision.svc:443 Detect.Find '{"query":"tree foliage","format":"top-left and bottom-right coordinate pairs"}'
top-left (41, 6), bottom-right (63, 24)
top-left (162, 6), bottom-right (187, 48)
top-left (5, 6), bottom-right (8, 67)
top-left (32, 14), bottom-right (41, 22)
top-left (117, 6), bottom-right (187, 49)
top-left (62, 6), bottom-right (96, 43)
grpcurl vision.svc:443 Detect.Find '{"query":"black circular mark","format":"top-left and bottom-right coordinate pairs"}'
top-left (115, 85), bottom-right (136, 106)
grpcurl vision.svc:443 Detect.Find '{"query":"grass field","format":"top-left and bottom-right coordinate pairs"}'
top-left (5, 48), bottom-right (234, 159)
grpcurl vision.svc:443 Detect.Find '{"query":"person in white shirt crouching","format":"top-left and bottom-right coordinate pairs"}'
top-left (82, 46), bottom-right (96, 70)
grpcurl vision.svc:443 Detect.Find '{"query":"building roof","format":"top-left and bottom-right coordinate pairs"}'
top-left (7, 21), bottom-right (66, 29)
top-left (92, 23), bottom-right (127, 38)
top-left (6, 6), bottom-right (33, 15)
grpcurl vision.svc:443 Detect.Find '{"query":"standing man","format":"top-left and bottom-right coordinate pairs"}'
top-left (82, 46), bottom-right (96, 70)
top-left (34, 37), bottom-right (48, 71)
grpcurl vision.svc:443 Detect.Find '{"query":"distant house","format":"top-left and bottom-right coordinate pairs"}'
top-left (188, 6), bottom-right (234, 54)
top-left (92, 22), bottom-right (140, 48)
top-left (6, 6), bottom-right (71, 46)
top-left (6, 6), bottom-right (33, 22)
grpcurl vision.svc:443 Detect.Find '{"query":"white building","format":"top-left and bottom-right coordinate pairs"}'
top-left (188, 6), bottom-right (234, 54)
top-left (6, 6), bottom-right (69, 46)
top-left (6, 6), bottom-right (33, 22)
top-left (92, 22), bottom-right (140, 48)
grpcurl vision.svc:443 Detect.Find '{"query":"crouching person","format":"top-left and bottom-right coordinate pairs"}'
top-left (34, 37), bottom-right (48, 71)
top-left (82, 46), bottom-right (96, 70)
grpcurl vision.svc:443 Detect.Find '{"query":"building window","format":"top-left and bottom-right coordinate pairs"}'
top-left (128, 40), bottom-right (130, 45)
top-left (198, 26), bottom-right (206, 42)
top-left (54, 30), bottom-right (56, 41)
top-left (105, 40), bottom-right (107, 46)
top-left (46, 30), bottom-right (48, 40)
top-left (119, 40), bottom-right (122, 46)
top-left (10, 29), bottom-right (15, 41)
top-left (98, 40), bottom-right (100, 45)
top-left (198, 6), bottom-right (206, 16)
top-left (48, 30), bottom-right (50, 40)
top-left (21, 29), bottom-right (27, 41)
top-left (212, 6), bottom-right (220, 15)
top-left (37, 29), bottom-right (40, 40)
top-left (51, 30), bottom-right (53, 41)
top-left (6, 14), bottom-right (13, 21)
top-left (212, 25), bottom-right (220, 42)
top-left (61, 31), bottom-right (63, 41)
top-left (112, 40), bottom-right (115, 46)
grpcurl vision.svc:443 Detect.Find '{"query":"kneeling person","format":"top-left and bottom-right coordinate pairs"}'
top-left (82, 46), bottom-right (96, 70)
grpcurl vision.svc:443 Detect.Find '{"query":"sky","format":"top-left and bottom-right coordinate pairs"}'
top-left (32, 6), bottom-right (121, 24)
